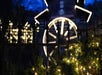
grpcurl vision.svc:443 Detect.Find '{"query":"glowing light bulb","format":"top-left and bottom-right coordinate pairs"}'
top-left (32, 67), bottom-right (35, 71)
top-left (89, 66), bottom-right (91, 69)
top-left (35, 72), bottom-right (38, 75)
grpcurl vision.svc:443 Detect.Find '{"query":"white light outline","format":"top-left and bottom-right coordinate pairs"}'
top-left (53, 22), bottom-right (58, 33)
top-left (60, 18), bottom-right (65, 35)
top-left (34, 0), bottom-right (49, 24)
top-left (74, 5), bottom-right (92, 23)
top-left (42, 17), bottom-right (78, 57)
top-left (43, 29), bottom-right (47, 56)
top-left (44, 0), bottom-right (48, 7)
top-left (64, 30), bottom-right (68, 37)
top-left (49, 32), bottom-right (57, 39)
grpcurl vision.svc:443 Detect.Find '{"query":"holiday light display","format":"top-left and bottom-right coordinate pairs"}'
top-left (1, 0), bottom-right (102, 75)
top-left (42, 17), bottom-right (78, 57)
top-left (5, 21), bottom-right (33, 43)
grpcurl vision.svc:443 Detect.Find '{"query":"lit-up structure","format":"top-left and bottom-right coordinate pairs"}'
top-left (5, 0), bottom-right (49, 44)
top-left (74, 5), bottom-right (92, 23)
top-left (42, 17), bottom-right (78, 57)
top-left (0, 0), bottom-right (102, 75)
top-left (75, 0), bottom-right (92, 22)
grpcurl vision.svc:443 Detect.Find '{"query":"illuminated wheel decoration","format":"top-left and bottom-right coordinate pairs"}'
top-left (42, 17), bottom-right (78, 61)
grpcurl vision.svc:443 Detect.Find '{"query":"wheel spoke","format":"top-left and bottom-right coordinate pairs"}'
top-left (66, 35), bottom-right (77, 40)
top-left (49, 32), bottom-right (57, 39)
top-left (49, 46), bottom-right (58, 57)
top-left (64, 30), bottom-right (68, 37)
top-left (48, 41), bottom-right (56, 44)
top-left (48, 46), bottom-right (58, 64)
top-left (53, 22), bottom-right (58, 33)
top-left (60, 19), bottom-right (65, 35)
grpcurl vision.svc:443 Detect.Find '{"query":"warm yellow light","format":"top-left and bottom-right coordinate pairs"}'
top-left (96, 58), bottom-right (99, 61)
top-left (89, 66), bottom-right (91, 69)
top-left (94, 51), bottom-right (97, 55)
top-left (87, 72), bottom-right (90, 75)
top-left (57, 68), bottom-right (61, 72)
top-left (75, 67), bottom-right (79, 72)
top-left (32, 67), bottom-right (35, 71)
top-left (76, 62), bottom-right (79, 66)
top-left (69, 45), bottom-right (73, 50)
top-left (62, 57), bottom-right (70, 64)
top-left (66, 59), bottom-right (70, 64)
top-left (35, 72), bottom-right (38, 75)
top-left (79, 66), bottom-right (83, 70)
top-left (83, 67), bottom-right (86, 71)
top-left (96, 42), bottom-right (99, 47)
top-left (41, 65), bottom-right (45, 69)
